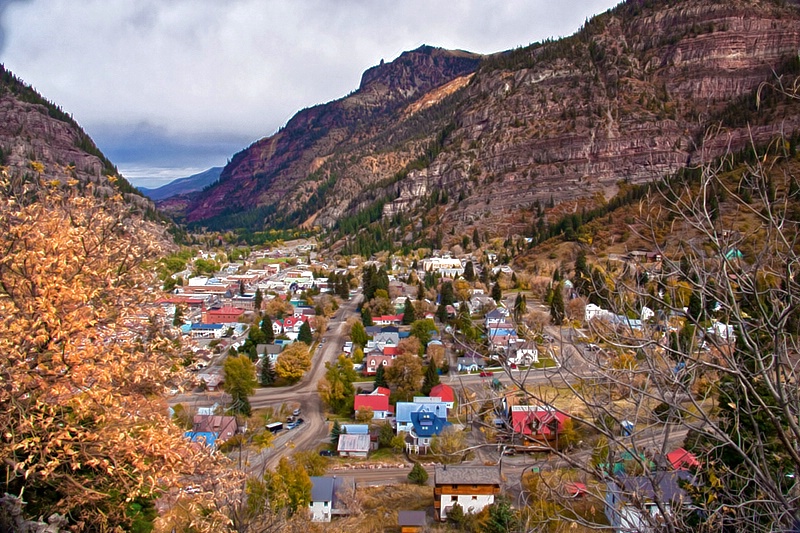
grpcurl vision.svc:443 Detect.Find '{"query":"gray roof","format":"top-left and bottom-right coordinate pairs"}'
top-left (310, 476), bottom-right (336, 502)
top-left (434, 465), bottom-right (502, 486)
top-left (310, 476), bottom-right (354, 505)
top-left (337, 433), bottom-right (371, 452)
top-left (613, 471), bottom-right (693, 505)
top-left (341, 424), bottom-right (370, 435)
top-left (398, 510), bottom-right (427, 526)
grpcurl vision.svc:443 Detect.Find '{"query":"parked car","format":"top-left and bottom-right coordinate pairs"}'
top-left (292, 407), bottom-right (302, 417)
top-left (319, 450), bottom-right (333, 457)
top-left (287, 418), bottom-right (304, 430)
top-left (586, 343), bottom-right (602, 352)
top-left (479, 370), bottom-right (494, 377)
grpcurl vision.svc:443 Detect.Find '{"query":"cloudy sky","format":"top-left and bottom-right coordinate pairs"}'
top-left (1, 0), bottom-right (619, 188)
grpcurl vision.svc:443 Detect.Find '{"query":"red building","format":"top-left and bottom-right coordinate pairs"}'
top-left (202, 306), bottom-right (245, 324)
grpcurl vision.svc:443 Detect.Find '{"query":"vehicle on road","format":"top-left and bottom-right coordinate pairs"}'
top-left (287, 418), bottom-right (304, 430)
top-left (266, 422), bottom-right (283, 433)
top-left (586, 343), bottom-right (602, 352)
top-left (479, 370), bottom-right (494, 377)
top-left (292, 407), bottom-right (302, 417)
top-left (319, 450), bottom-right (333, 457)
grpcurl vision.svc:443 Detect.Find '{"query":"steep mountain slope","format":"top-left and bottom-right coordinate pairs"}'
top-left (181, 0), bottom-right (800, 243)
top-left (181, 46), bottom-right (481, 227)
top-left (138, 166), bottom-right (222, 201)
top-left (0, 65), bottom-right (151, 211)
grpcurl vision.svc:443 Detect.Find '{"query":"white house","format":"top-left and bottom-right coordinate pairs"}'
top-left (706, 321), bottom-right (736, 343)
top-left (585, 303), bottom-right (613, 322)
top-left (434, 465), bottom-right (502, 521)
top-left (309, 476), bottom-right (355, 522)
top-left (509, 341), bottom-right (539, 366)
top-left (337, 434), bottom-right (371, 458)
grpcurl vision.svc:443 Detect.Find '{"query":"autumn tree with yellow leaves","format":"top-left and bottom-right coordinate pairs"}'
top-left (0, 179), bottom-right (211, 530)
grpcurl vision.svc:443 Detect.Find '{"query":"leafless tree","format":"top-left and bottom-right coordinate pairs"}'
top-left (501, 128), bottom-right (800, 532)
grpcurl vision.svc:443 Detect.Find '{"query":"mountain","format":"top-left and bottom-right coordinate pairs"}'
top-left (0, 65), bottom-right (155, 212)
top-left (138, 167), bottom-right (223, 201)
top-left (180, 0), bottom-right (800, 247)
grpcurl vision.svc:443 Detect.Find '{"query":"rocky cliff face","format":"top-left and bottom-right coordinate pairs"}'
top-left (180, 0), bottom-right (800, 239)
top-left (181, 46), bottom-right (481, 226)
top-left (0, 66), bottom-right (151, 210)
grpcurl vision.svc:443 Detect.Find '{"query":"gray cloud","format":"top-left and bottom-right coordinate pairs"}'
top-left (0, 0), bottom-right (619, 183)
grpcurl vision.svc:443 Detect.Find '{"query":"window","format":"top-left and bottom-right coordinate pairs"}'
top-left (472, 495), bottom-right (478, 500)
top-left (451, 496), bottom-right (457, 502)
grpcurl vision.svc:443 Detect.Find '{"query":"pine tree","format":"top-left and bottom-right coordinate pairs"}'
top-left (408, 462), bottom-right (429, 485)
top-left (463, 261), bottom-right (475, 282)
top-left (260, 358), bottom-right (276, 386)
top-left (261, 315), bottom-right (275, 343)
top-left (374, 364), bottom-right (388, 389)
top-left (402, 298), bottom-right (416, 325)
top-left (298, 320), bottom-right (312, 345)
top-left (330, 420), bottom-right (342, 446)
top-left (472, 228), bottom-right (481, 248)
top-left (422, 362), bottom-right (440, 396)
top-left (550, 282), bottom-right (565, 324)
top-left (254, 287), bottom-right (263, 312)
top-left (361, 307), bottom-right (373, 326)
top-left (491, 282), bottom-right (502, 303)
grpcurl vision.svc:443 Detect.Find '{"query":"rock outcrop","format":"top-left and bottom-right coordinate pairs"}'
top-left (179, 0), bottom-right (800, 237)
top-left (0, 65), bottom-right (151, 210)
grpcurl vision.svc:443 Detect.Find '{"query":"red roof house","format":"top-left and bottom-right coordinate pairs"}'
top-left (429, 383), bottom-right (455, 408)
top-left (666, 447), bottom-right (701, 471)
top-left (354, 391), bottom-right (393, 420)
top-left (373, 386), bottom-right (391, 396)
top-left (511, 406), bottom-right (569, 443)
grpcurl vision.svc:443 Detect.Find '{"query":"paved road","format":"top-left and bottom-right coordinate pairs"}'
top-left (248, 292), bottom-right (362, 470)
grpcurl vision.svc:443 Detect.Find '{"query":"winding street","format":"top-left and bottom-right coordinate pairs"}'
top-left (247, 291), bottom-right (363, 470)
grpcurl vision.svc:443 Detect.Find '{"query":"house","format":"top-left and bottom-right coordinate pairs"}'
top-left (190, 323), bottom-right (226, 339)
top-left (396, 398), bottom-right (448, 433)
top-left (256, 343), bottom-right (282, 364)
top-left (309, 476), bottom-right (355, 522)
top-left (457, 354), bottom-right (486, 372)
top-left (434, 465), bottom-right (502, 521)
top-left (510, 406), bottom-right (569, 444)
top-left (605, 472), bottom-right (694, 533)
top-left (398, 510), bottom-right (427, 533)
top-left (665, 448), bottom-right (701, 471)
top-left (363, 354), bottom-right (395, 376)
top-left (509, 341), bottom-right (538, 366)
top-left (353, 389), bottom-right (393, 419)
top-left (468, 294), bottom-right (495, 315)
top-left (429, 383), bottom-right (455, 409)
top-left (196, 371), bottom-right (223, 392)
top-left (585, 303), bottom-right (612, 322)
top-left (487, 327), bottom-right (519, 350)
top-left (706, 321), bottom-right (736, 343)
top-left (185, 414), bottom-right (238, 449)
top-left (202, 306), bottom-right (245, 324)
top-left (410, 410), bottom-right (451, 448)
top-left (374, 330), bottom-right (400, 346)
top-left (485, 307), bottom-right (510, 328)
top-left (337, 434), bottom-right (371, 458)
top-left (374, 314), bottom-right (403, 326)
